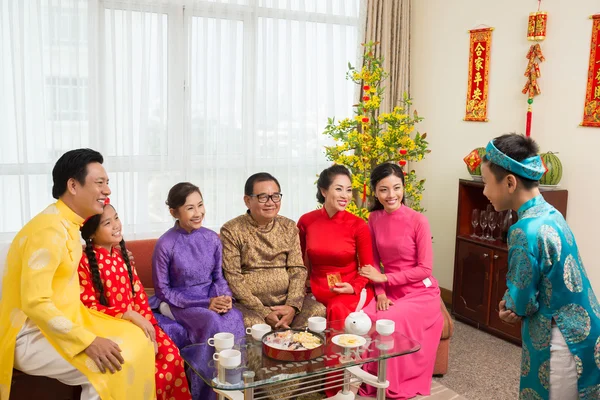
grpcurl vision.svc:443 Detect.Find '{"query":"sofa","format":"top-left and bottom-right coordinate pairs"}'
top-left (10, 238), bottom-right (453, 398)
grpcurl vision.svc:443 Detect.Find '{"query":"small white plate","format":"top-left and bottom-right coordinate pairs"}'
top-left (331, 334), bottom-right (367, 349)
top-left (470, 175), bottom-right (483, 182)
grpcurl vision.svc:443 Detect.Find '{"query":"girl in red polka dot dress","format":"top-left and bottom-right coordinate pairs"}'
top-left (78, 202), bottom-right (191, 400)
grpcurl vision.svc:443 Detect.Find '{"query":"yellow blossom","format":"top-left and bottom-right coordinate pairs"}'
top-left (322, 41), bottom-right (430, 219)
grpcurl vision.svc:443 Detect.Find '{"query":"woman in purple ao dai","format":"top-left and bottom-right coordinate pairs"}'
top-left (150, 182), bottom-right (244, 400)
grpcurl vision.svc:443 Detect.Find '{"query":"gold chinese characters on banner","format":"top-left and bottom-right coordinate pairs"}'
top-left (464, 28), bottom-right (493, 122)
top-left (581, 14), bottom-right (600, 127)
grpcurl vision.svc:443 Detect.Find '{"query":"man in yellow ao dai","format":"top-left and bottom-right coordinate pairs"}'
top-left (0, 149), bottom-right (155, 399)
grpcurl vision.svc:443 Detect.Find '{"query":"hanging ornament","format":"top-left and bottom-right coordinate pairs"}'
top-left (523, 1), bottom-right (547, 137)
top-left (527, 13), bottom-right (536, 40)
top-left (534, 12), bottom-right (548, 40)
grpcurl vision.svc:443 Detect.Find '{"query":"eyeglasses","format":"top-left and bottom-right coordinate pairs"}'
top-left (250, 193), bottom-right (283, 203)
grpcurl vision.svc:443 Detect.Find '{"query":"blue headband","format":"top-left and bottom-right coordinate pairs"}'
top-left (485, 140), bottom-right (545, 180)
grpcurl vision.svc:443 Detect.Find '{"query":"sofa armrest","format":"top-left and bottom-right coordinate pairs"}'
top-left (440, 298), bottom-right (454, 339)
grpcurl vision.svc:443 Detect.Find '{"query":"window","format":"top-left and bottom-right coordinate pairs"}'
top-left (45, 76), bottom-right (89, 121)
top-left (0, 0), bottom-right (361, 244)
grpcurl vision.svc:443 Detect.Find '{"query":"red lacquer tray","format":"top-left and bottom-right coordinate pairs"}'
top-left (262, 329), bottom-right (325, 361)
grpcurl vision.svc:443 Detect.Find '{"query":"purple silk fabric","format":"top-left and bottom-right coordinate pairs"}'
top-left (150, 224), bottom-right (245, 400)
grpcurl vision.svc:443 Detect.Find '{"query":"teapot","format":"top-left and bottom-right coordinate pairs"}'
top-left (344, 288), bottom-right (372, 335)
top-left (344, 310), bottom-right (372, 335)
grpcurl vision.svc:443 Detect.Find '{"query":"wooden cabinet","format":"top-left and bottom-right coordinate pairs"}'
top-left (488, 250), bottom-right (522, 339)
top-left (451, 179), bottom-right (568, 345)
top-left (453, 240), bottom-right (492, 325)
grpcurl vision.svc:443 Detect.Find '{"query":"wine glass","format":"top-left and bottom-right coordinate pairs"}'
top-left (487, 212), bottom-right (497, 241)
top-left (495, 211), bottom-right (504, 240)
top-left (471, 209), bottom-right (480, 238)
top-left (479, 210), bottom-right (488, 240)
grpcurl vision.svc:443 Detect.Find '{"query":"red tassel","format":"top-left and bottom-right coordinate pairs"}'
top-left (362, 182), bottom-right (367, 203)
top-left (526, 107), bottom-right (532, 137)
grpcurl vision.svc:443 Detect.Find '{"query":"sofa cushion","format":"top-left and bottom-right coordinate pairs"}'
top-left (125, 238), bottom-right (158, 290)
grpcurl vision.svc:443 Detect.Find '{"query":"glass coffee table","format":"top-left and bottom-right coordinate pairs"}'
top-left (180, 321), bottom-right (420, 400)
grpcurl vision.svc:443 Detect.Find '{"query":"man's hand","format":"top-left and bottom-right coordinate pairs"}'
top-left (499, 300), bottom-right (521, 324)
top-left (84, 337), bottom-right (124, 374)
top-left (358, 265), bottom-right (387, 283)
top-left (123, 310), bottom-right (156, 343)
top-left (332, 282), bottom-right (354, 294)
top-left (270, 305), bottom-right (295, 329)
top-left (209, 296), bottom-right (231, 313)
top-left (376, 293), bottom-right (393, 311)
top-left (265, 311), bottom-right (281, 328)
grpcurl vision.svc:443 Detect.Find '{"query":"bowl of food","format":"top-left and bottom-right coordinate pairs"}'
top-left (262, 329), bottom-right (325, 361)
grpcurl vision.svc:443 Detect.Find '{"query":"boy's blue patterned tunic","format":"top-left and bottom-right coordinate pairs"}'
top-left (502, 195), bottom-right (600, 399)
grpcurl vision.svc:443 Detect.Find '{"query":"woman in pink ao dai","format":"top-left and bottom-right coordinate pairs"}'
top-left (358, 163), bottom-right (444, 399)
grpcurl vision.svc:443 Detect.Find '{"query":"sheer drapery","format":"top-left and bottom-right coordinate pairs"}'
top-left (0, 0), bottom-right (361, 253)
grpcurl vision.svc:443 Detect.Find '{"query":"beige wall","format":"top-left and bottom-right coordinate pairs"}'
top-left (411, 0), bottom-right (600, 292)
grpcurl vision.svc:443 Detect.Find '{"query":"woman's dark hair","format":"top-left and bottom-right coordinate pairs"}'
top-left (166, 182), bottom-right (203, 209)
top-left (369, 162), bottom-right (406, 212)
top-left (316, 165), bottom-right (352, 204)
top-left (52, 148), bottom-right (104, 199)
top-left (244, 172), bottom-right (281, 196)
top-left (80, 205), bottom-right (134, 306)
top-left (482, 133), bottom-right (539, 190)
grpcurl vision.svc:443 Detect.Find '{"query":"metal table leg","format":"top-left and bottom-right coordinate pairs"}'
top-left (341, 348), bottom-right (350, 395)
top-left (243, 371), bottom-right (255, 400)
top-left (217, 364), bottom-right (225, 400)
top-left (376, 358), bottom-right (387, 400)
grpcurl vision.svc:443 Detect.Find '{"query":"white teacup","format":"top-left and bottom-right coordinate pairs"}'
top-left (308, 316), bottom-right (326, 333)
top-left (212, 349), bottom-right (241, 369)
top-left (208, 332), bottom-right (235, 352)
top-left (246, 323), bottom-right (271, 341)
top-left (376, 319), bottom-right (395, 336)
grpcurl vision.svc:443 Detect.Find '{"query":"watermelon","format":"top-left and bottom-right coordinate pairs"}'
top-left (466, 147), bottom-right (486, 176)
top-left (539, 152), bottom-right (562, 185)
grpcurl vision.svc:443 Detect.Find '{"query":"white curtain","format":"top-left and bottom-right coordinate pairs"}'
top-left (0, 0), bottom-right (361, 253)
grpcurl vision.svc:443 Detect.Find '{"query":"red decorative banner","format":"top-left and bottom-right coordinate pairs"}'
top-left (582, 15), bottom-right (600, 127)
top-left (464, 28), bottom-right (493, 122)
